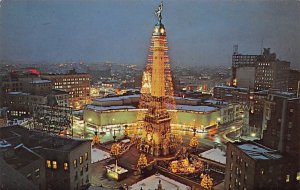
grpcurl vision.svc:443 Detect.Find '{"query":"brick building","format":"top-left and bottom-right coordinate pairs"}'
top-left (42, 70), bottom-right (91, 109)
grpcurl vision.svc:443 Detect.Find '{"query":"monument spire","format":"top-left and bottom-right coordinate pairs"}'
top-left (138, 2), bottom-right (176, 157)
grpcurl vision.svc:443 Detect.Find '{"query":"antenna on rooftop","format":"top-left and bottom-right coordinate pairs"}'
top-left (260, 39), bottom-right (264, 54)
top-left (233, 44), bottom-right (238, 55)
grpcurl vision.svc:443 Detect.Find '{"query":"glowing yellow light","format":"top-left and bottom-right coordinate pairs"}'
top-left (200, 174), bottom-right (213, 190)
top-left (160, 28), bottom-right (165, 33)
top-left (52, 161), bottom-right (57, 169)
top-left (137, 154), bottom-right (148, 169)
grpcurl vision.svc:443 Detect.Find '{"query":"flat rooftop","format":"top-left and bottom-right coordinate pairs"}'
top-left (199, 148), bottom-right (226, 165)
top-left (85, 104), bottom-right (219, 113)
top-left (176, 105), bottom-right (218, 112)
top-left (30, 80), bottom-right (51, 84)
top-left (86, 105), bottom-right (135, 111)
top-left (237, 142), bottom-right (282, 160)
top-left (93, 94), bottom-right (140, 102)
top-left (2, 145), bottom-right (41, 170)
top-left (0, 126), bottom-right (90, 152)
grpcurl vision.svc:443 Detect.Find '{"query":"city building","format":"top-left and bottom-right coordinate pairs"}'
top-left (288, 69), bottom-right (300, 95)
top-left (42, 69), bottom-right (91, 109)
top-left (0, 69), bottom-right (69, 118)
top-left (225, 141), bottom-right (283, 190)
top-left (0, 126), bottom-right (91, 190)
top-left (213, 85), bottom-right (249, 103)
top-left (225, 91), bottom-right (300, 190)
top-left (248, 90), bottom-right (268, 130)
top-left (231, 46), bottom-right (257, 88)
top-left (5, 89), bottom-right (69, 118)
top-left (262, 92), bottom-right (300, 189)
top-left (254, 48), bottom-right (290, 91)
top-left (83, 98), bottom-right (221, 132)
top-left (0, 68), bottom-right (40, 107)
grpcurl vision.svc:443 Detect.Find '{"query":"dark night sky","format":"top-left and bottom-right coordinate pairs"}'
top-left (0, 0), bottom-right (299, 68)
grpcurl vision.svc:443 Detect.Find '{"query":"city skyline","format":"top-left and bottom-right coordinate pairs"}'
top-left (0, 0), bottom-right (300, 69)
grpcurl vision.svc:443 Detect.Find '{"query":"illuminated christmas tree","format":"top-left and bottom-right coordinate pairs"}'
top-left (137, 153), bottom-right (148, 169)
top-left (110, 143), bottom-right (121, 157)
top-left (200, 174), bottom-right (213, 190)
top-left (189, 135), bottom-right (199, 148)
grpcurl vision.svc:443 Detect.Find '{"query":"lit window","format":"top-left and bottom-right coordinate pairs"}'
top-left (52, 161), bottom-right (57, 169)
top-left (84, 152), bottom-right (88, 160)
top-left (74, 159), bottom-right (77, 168)
top-left (286, 175), bottom-right (290, 183)
top-left (297, 172), bottom-right (300, 181)
top-left (64, 162), bottom-right (68, 171)
top-left (80, 156), bottom-right (83, 164)
top-left (46, 160), bottom-right (51, 168)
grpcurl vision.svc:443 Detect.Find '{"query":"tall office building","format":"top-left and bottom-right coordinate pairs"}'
top-left (254, 48), bottom-right (290, 91)
top-left (231, 46), bottom-right (257, 88)
top-left (42, 69), bottom-right (91, 109)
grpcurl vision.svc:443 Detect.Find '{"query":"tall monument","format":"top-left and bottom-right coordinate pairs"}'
top-left (139, 2), bottom-right (176, 157)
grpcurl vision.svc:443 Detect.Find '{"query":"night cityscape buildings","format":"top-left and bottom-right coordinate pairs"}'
top-left (0, 1), bottom-right (300, 190)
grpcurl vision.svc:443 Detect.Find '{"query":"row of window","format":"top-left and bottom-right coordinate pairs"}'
top-left (74, 152), bottom-right (88, 168)
top-left (61, 78), bottom-right (89, 82)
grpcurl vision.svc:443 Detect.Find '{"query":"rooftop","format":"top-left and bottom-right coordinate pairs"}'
top-left (86, 105), bottom-right (135, 111)
top-left (236, 141), bottom-right (282, 160)
top-left (199, 148), bottom-right (226, 165)
top-left (94, 94), bottom-right (140, 102)
top-left (30, 80), bottom-right (51, 84)
top-left (176, 105), bottom-right (218, 112)
top-left (7, 91), bottom-right (30, 96)
top-left (0, 126), bottom-right (90, 152)
top-left (2, 144), bottom-right (41, 170)
top-left (215, 85), bottom-right (248, 92)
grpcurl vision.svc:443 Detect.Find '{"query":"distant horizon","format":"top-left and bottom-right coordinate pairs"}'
top-left (0, 0), bottom-right (299, 69)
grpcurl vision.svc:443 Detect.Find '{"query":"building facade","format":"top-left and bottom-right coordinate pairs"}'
top-left (231, 48), bottom-right (257, 88)
top-left (254, 48), bottom-right (290, 91)
top-left (288, 69), bottom-right (300, 95)
top-left (42, 70), bottom-right (91, 109)
top-left (262, 92), bottom-right (300, 189)
top-left (225, 141), bottom-right (283, 190)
